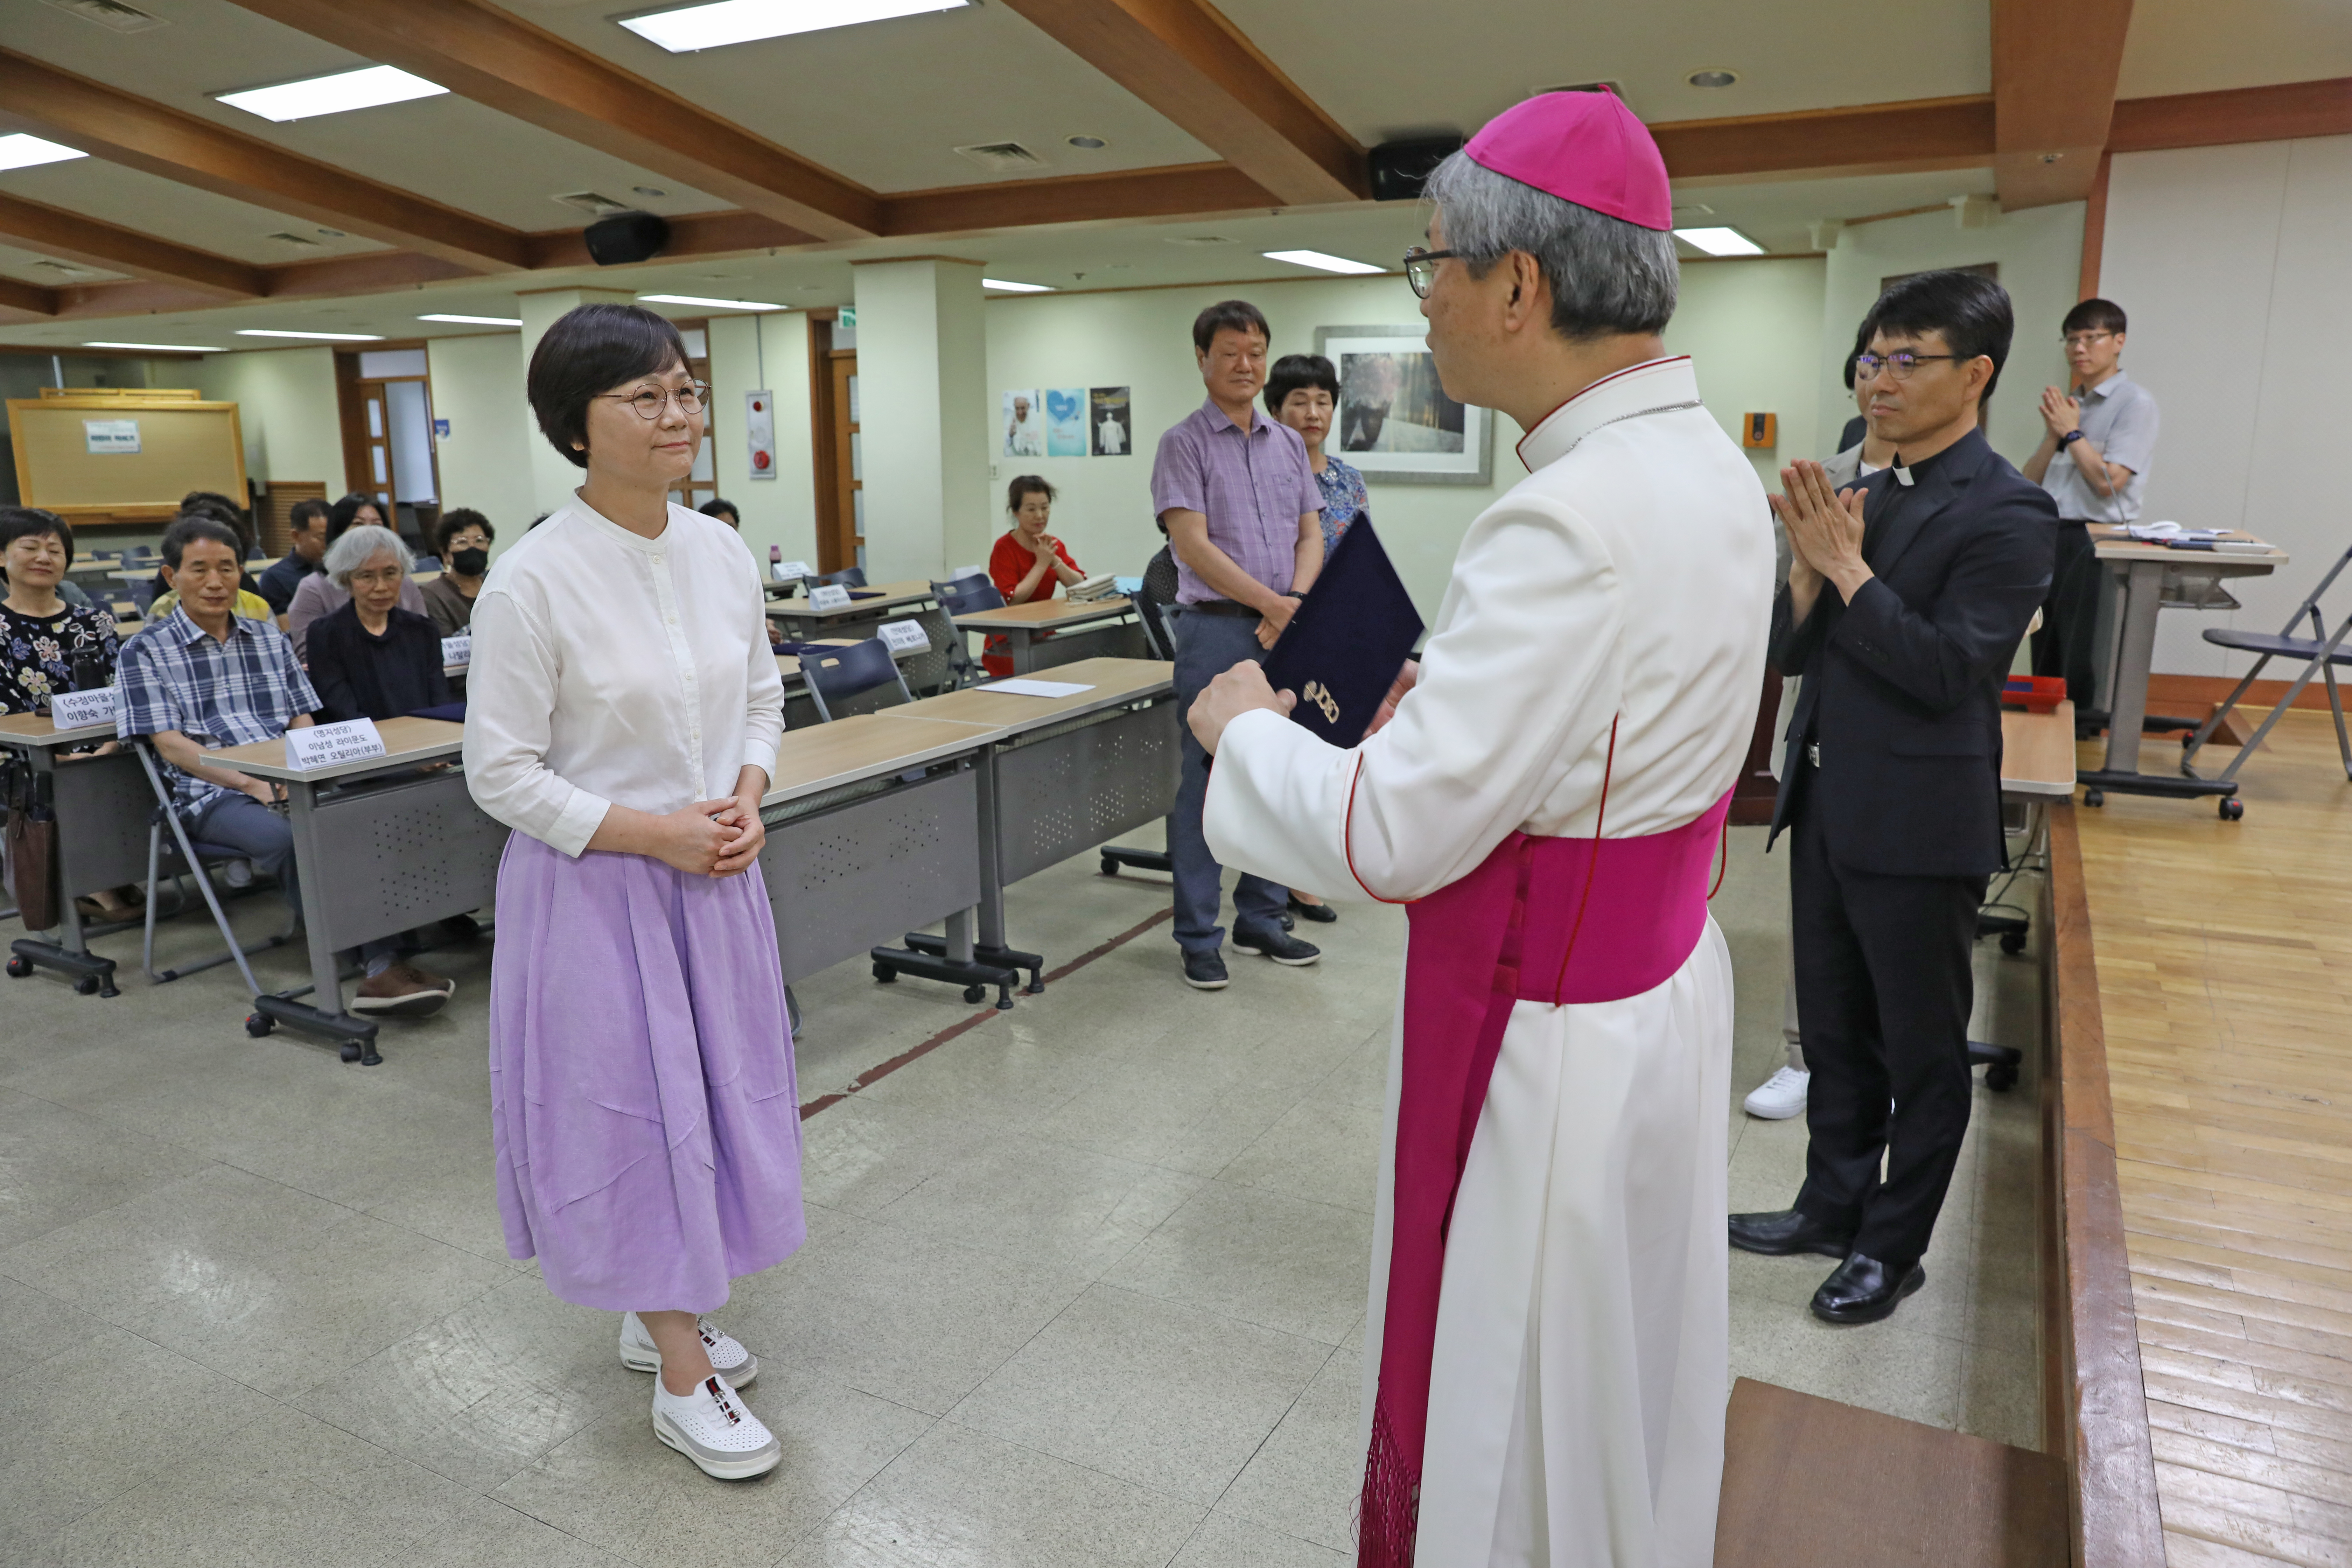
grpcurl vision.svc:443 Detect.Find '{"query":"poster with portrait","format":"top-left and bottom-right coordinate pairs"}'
top-left (1315, 326), bottom-right (1493, 484)
top-left (1089, 387), bottom-right (1132, 456)
top-left (1044, 388), bottom-right (1087, 456)
top-left (1002, 389), bottom-right (1044, 457)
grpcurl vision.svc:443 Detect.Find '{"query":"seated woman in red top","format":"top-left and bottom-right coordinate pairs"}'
top-left (983, 475), bottom-right (1083, 677)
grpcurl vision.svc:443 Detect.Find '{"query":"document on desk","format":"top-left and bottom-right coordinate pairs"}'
top-left (987, 678), bottom-right (1095, 697)
top-left (1262, 518), bottom-right (1423, 750)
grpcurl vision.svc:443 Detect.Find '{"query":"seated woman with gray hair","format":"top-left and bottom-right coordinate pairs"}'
top-left (305, 524), bottom-right (453, 725)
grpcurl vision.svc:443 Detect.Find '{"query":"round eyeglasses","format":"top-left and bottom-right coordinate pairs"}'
top-left (600, 382), bottom-right (710, 420)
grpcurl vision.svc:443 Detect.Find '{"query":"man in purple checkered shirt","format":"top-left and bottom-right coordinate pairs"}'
top-left (1152, 299), bottom-right (1327, 990)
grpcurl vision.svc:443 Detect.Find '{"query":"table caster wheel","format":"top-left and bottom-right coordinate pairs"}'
top-left (872, 961), bottom-right (897, 983)
top-left (244, 1014), bottom-right (274, 1037)
top-left (360, 1044), bottom-right (383, 1066)
top-left (1100, 852), bottom-right (1119, 876)
top-left (74, 975), bottom-right (99, 995)
top-left (6, 955), bottom-right (31, 978)
top-left (2000, 931), bottom-right (2026, 955)
top-left (2083, 788), bottom-right (2105, 807)
top-left (2219, 797), bottom-right (2244, 821)
top-left (1986, 1063), bottom-right (2018, 1092)
top-left (962, 984), bottom-right (987, 1004)
top-left (340, 1042), bottom-right (363, 1063)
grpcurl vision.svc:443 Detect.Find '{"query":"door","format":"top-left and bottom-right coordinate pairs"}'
top-left (665, 322), bottom-right (717, 514)
top-left (831, 352), bottom-right (861, 574)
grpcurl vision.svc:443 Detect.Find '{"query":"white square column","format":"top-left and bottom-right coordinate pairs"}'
top-left (518, 287), bottom-right (638, 518)
top-left (850, 258), bottom-right (990, 582)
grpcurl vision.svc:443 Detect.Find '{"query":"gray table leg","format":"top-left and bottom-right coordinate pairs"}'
top-left (975, 750), bottom-right (1009, 951)
top-left (287, 784), bottom-right (344, 1018)
top-left (1008, 628), bottom-right (1035, 675)
top-left (2100, 559), bottom-right (2164, 775)
top-left (944, 908), bottom-right (975, 963)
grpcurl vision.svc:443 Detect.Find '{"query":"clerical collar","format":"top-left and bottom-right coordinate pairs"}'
top-left (1884, 435), bottom-right (1963, 489)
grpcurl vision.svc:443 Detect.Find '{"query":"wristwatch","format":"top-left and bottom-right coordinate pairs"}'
top-left (2058, 429), bottom-right (2086, 448)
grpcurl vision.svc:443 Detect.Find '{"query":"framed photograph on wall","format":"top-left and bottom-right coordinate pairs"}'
top-left (1315, 325), bottom-right (1492, 485)
top-left (1089, 387), bottom-right (1132, 456)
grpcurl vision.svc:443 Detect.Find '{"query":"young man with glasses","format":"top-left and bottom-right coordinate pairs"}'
top-left (1732, 270), bottom-right (2055, 1327)
top-left (2023, 298), bottom-right (2158, 716)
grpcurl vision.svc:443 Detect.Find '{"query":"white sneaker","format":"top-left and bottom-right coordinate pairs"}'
top-left (651, 1374), bottom-right (781, 1480)
top-left (1744, 1065), bottom-right (1810, 1120)
top-left (620, 1311), bottom-right (759, 1388)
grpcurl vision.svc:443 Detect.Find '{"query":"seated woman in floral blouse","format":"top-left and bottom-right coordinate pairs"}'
top-left (0, 506), bottom-right (140, 920)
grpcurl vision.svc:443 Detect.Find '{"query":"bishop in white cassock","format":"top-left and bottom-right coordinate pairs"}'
top-left (1190, 92), bottom-right (1772, 1568)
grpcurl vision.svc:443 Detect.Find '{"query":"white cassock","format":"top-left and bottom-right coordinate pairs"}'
top-left (1206, 356), bottom-right (1772, 1567)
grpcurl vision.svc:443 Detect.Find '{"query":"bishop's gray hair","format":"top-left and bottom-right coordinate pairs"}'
top-left (325, 523), bottom-right (412, 588)
top-left (1421, 150), bottom-right (1680, 341)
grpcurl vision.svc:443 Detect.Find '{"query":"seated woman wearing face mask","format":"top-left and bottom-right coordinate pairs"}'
top-left (420, 509), bottom-right (495, 636)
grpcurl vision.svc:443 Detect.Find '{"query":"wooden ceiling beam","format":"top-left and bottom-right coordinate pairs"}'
top-left (885, 161), bottom-right (1279, 237)
top-left (991, 0), bottom-right (1365, 204)
top-left (0, 191), bottom-right (263, 298)
top-left (0, 48), bottom-right (528, 272)
top-left (0, 276), bottom-right (58, 321)
top-left (1991, 0), bottom-right (2135, 208)
top-left (218, 0), bottom-right (883, 242)
top-left (2109, 76), bottom-right (2352, 153)
top-left (1652, 96), bottom-right (1997, 186)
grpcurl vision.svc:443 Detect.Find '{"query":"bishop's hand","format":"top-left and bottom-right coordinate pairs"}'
top-left (1189, 659), bottom-right (1294, 755)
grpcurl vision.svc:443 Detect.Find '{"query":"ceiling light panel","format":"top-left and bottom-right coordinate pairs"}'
top-left (981, 279), bottom-right (1054, 293)
top-left (418, 314), bottom-right (524, 326)
top-left (1264, 250), bottom-right (1385, 275)
top-left (619, 0), bottom-right (968, 53)
top-left (638, 293), bottom-right (783, 312)
top-left (84, 341), bottom-right (225, 352)
top-left (216, 65), bottom-right (447, 124)
top-left (1673, 226), bottom-right (1764, 256)
top-left (0, 134), bottom-right (89, 173)
top-left (236, 328), bottom-right (385, 341)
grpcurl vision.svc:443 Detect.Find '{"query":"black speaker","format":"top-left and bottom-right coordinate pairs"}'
top-left (1367, 135), bottom-right (1464, 202)
top-left (583, 210), bottom-right (670, 266)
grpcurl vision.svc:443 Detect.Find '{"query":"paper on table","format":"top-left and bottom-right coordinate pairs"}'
top-left (986, 678), bottom-right (1094, 698)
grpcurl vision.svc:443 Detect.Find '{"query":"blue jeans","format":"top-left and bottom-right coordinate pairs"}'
top-left (191, 792), bottom-right (401, 971)
top-left (1170, 607), bottom-right (1287, 956)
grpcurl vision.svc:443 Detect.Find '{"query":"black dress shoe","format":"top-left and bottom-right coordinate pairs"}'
top-left (1728, 1208), bottom-right (1855, 1258)
top-left (1810, 1253), bottom-right (1925, 1324)
top-left (1287, 894), bottom-right (1338, 924)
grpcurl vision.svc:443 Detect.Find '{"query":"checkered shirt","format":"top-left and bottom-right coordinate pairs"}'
top-left (115, 608), bottom-right (320, 812)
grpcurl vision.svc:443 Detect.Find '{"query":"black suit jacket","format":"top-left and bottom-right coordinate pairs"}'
top-left (1769, 427), bottom-right (2056, 878)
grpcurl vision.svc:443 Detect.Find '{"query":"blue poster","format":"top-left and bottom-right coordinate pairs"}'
top-left (1044, 387), bottom-right (1087, 457)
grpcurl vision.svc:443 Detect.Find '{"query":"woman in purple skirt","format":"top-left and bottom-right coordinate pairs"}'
top-left (464, 303), bottom-right (802, 1480)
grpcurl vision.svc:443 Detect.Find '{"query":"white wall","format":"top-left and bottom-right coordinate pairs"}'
top-left (196, 345), bottom-right (343, 491)
top-left (2104, 135), bottom-right (2352, 676)
top-left (981, 262), bottom-right (1830, 619)
top-left (1818, 201), bottom-right (2083, 470)
top-left (426, 332), bottom-right (533, 549)
top-left (857, 259), bottom-right (992, 582)
top-left (704, 310), bottom-right (821, 569)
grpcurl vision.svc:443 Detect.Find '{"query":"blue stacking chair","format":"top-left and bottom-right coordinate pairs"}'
top-left (802, 637), bottom-right (914, 722)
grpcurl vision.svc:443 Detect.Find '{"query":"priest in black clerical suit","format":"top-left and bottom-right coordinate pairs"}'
top-left (1734, 269), bottom-right (2056, 1326)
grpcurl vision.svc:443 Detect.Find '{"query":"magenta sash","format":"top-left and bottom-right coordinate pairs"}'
top-left (1358, 787), bottom-right (1733, 1567)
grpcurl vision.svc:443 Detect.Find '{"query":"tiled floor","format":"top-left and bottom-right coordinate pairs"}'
top-left (0, 822), bottom-right (2040, 1567)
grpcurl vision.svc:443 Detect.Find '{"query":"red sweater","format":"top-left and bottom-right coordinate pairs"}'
top-left (984, 530), bottom-right (1081, 676)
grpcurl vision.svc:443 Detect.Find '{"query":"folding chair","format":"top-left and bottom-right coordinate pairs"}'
top-left (132, 741), bottom-right (295, 992)
top-left (803, 637), bottom-right (915, 722)
top-left (2180, 541), bottom-right (2352, 798)
top-left (929, 574), bottom-right (1006, 689)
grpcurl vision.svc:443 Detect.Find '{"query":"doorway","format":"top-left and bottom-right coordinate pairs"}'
top-left (667, 322), bottom-right (718, 515)
top-left (808, 313), bottom-right (861, 574)
top-left (335, 345), bottom-right (442, 548)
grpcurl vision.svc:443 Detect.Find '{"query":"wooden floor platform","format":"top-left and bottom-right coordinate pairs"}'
top-left (2073, 712), bottom-right (2352, 1567)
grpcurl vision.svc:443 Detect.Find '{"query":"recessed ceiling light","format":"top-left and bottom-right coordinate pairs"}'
top-left (1264, 249), bottom-right (1385, 275)
top-left (236, 328), bottom-right (386, 341)
top-left (83, 340), bottom-right (225, 352)
top-left (982, 278), bottom-right (1054, 293)
top-left (1066, 135), bottom-right (1107, 150)
top-left (41, 0), bottom-right (168, 35)
top-left (637, 292), bottom-right (783, 312)
top-left (0, 134), bottom-right (88, 173)
top-left (619, 0), bottom-right (967, 52)
top-left (1686, 68), bottom-right (1739, 89)
top-left (418, 313), bottom-right (523, 326)
top-left (216, 64), bottom-right (448, 123)
top-left (1674, 226), bottom-right (1763, 256)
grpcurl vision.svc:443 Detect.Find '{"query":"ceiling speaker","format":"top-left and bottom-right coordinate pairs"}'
top-left (1367, 136), bottom-right (1464, 203)
top-left (584, 211), bottom-right (670, 266)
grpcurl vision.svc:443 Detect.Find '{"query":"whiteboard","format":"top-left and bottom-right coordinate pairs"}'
top-left (7, 397), bottom-right (247, 517)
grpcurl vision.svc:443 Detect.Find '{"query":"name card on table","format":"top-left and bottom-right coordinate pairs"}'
top-left (286, 718), bottom-right (387, 772)
top-left (441, 635), bottom-right (472, 667)
top-left (49, 687), bottom-right (119, 728)
top-left (986, 678), bottom-right (1094, 698)
top-left (876, 620), bottom-right (930, 654)
top-left (808, 584), bottom-right (853, 612)
top-left (774, 559), bottom-right (812, 583)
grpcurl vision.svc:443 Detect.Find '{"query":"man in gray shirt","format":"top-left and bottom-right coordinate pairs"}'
top-left (2024, 297), bottom-right (2160, 714)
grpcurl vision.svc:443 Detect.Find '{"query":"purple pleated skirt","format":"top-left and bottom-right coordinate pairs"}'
top-left (489, 831), bottom-right (805, 1313)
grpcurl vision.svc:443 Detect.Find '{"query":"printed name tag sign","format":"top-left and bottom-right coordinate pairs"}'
top-left (808, 584), bottom-right (853, 611)
top-left (49, 687), bottom-right (119, 728)
top-left (775, 559), bottom-right (812, 583)
top-left (286, 718), bottom-right (387, 771)
top-left (440, 635), bottom-right (472, 667)
top-left (876, 620), bottom-right (929, 654)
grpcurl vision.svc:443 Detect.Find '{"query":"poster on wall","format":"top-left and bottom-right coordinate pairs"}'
top-left (1315, 326), bottom-right (1493, 485)
top-left (1044, 388), bottom-right (1087, 456)
top-left (1002, 390), bottom-right (1044, 456)
top-left (1089, 387), bottom-right (1132, 456)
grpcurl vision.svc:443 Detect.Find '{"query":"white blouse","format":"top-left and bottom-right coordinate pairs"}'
top-left (463, 496), bottom-right (785, 858)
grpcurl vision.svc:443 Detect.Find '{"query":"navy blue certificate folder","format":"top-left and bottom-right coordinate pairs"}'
top-left (1261, 518), bottom-right (1424, 751)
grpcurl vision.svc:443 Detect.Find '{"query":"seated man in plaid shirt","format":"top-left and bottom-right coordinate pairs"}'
top-left (117, 513), bottom-right (454, 1016)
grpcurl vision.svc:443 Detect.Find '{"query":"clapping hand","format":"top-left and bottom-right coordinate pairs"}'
top-left (2039, 387), bottom-right (2081, 439)
top-left (1771, 460), bottom-right (1870, 605)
